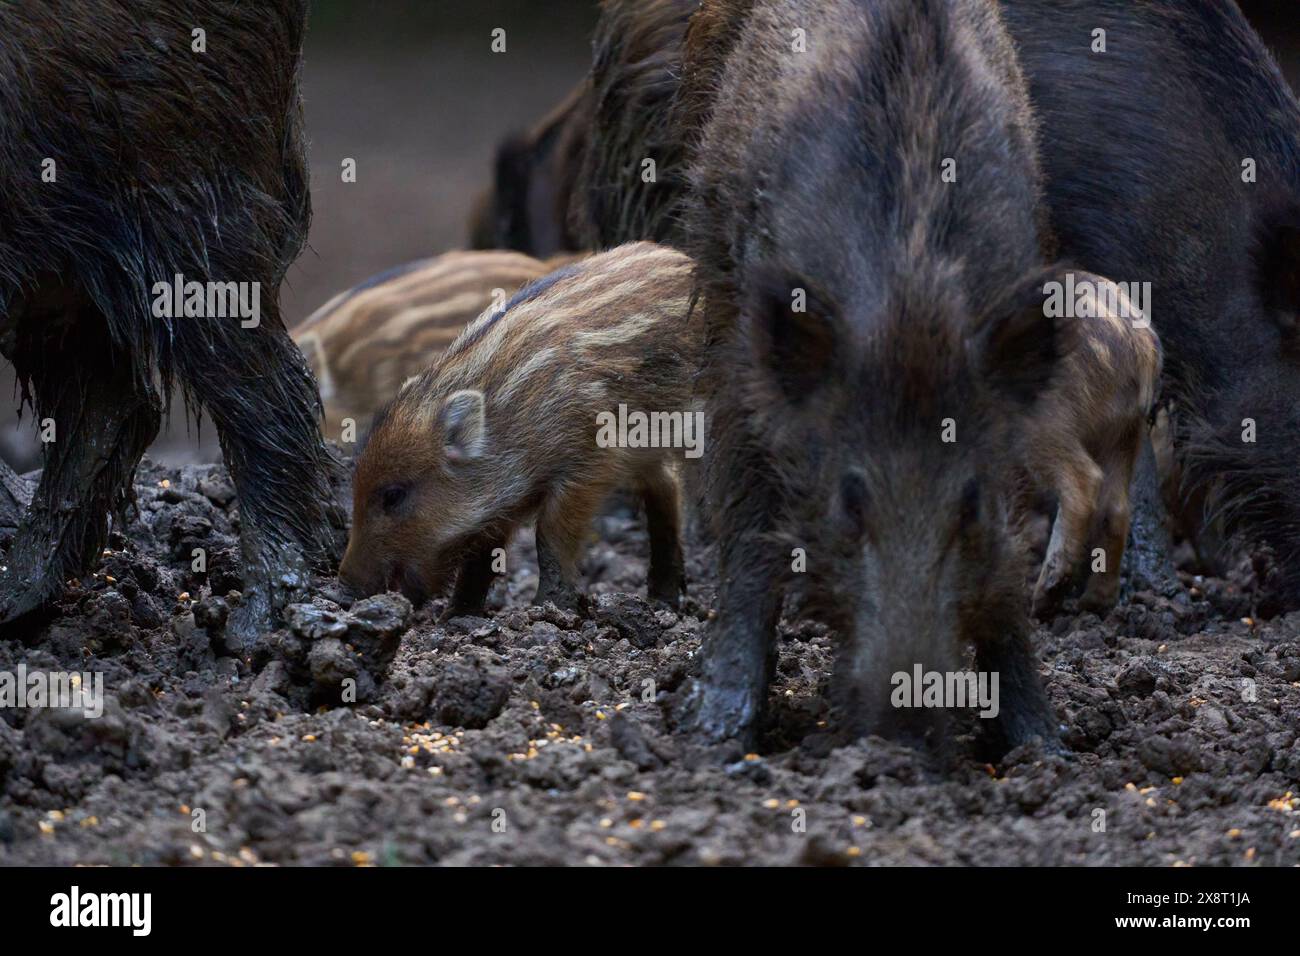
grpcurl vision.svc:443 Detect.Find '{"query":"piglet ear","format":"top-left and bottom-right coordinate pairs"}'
top-left (442, 389), bottom-right (487, 461)
top-left (743, 268), bottom-right (842, 400)
top-left (975, 269), bottom-right (1065, 406)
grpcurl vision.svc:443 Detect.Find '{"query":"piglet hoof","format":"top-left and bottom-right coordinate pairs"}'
top-left (438, 602), bottom-right (488, 624)
top-left (1030, 578), bottom-right (1068, 621)
top-left (647, 588), bottom-right (683, 612)
top-left (1076, 588), bottom-right (1118, 618)
top-left (647, 572), bottom-right (686, 611)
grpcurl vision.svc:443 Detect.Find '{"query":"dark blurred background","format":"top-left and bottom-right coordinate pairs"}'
top-left (1, 0), bottom-right (1297, 468)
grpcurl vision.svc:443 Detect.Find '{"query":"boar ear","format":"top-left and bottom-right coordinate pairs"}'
top-left (1255, 211), bottom-right (1300, 336)
top-left (976, 272), bottom-right (1064, 405)
top-left (442, 389), bottom-right (487, 461)
top-left (490, 134), bottom-right (537, 251)
top-left (743, 269), bottom-right (842, 399)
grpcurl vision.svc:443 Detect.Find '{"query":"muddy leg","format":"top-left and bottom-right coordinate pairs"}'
top-left (534, 490), bottom-right (600, 611)
top-left (975, 625), bottom-right (1063, 755)
top-left (448, 535), bottom-right (505, 617)
top-left (0, 302), bottom-right (161, 623)
top-left (641, 464), bottom-right (685, 607)
top-left (1122, 430), bottom-right (1182, 599)
top-left (685, 528), bottom-right (783, 747)
top-left (1032, 455), bottom-right (1102, 618)
top-left (172, 316), bottom-right (338, 647)
top-left (0, 460), bottom-right (34, 531)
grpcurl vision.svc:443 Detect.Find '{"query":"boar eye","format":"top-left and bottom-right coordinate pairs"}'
top-left (840, 470), bottom-right (869, 535)
top-left (378, 484), bottom-right (409, 514)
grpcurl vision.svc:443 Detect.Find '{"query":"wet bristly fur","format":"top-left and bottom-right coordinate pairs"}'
top-left (572, 0), bottom-right (698, 249)
top-left (683, 0), bottom-right (1063, 750)
top-left (294, 250), bottom-right (584, 436)
top-left (997, 0), bottom-right (1300, 605)
top-left (467, 0), bottom-right (697, 255)
top-left (340, 243), bottom-right (702, 612)
top-left (0, 0), bottom-right (332, 632)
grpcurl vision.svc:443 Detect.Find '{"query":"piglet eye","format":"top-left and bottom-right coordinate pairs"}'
top-left (379, 484), bottom-right (408, 513)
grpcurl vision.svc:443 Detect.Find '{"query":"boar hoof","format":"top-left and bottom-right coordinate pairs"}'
top-left (226, 606), bottom-right (269, 655)
top-left (0, 581), bottom-right (50, 625)
top-left (226, 586), bottom-right (278, 655)
top-left (680, 678), bottom-right (761, 748)
top-left (994, 711), bottom-right (1068, 758)
top-left (534, 587), bottom-right (587, 615)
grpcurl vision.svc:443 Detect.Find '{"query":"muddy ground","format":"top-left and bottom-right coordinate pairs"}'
top-left (1, 457), bottom-right (1298, 867)
top-left (3, 1), bottom-right (1300, 867)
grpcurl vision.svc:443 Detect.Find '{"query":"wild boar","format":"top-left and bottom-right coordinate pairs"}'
top-left (0, 0), bottom-right (332, 643)
top-left (572, 0), bottom-right (699, 249)
top-left (682, 0), bottom-right (1064, 752)
top-left (339, 243), bottom-right (701, 615)
top-left (467, 84), bottom-right (593, 257)
top-left (467, 0), bottom-right (698, 254)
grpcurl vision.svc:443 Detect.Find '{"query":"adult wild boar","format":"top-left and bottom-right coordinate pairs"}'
top-left (683, 0), bottom-right (1065, 752)
top-left (0, 0), bottom-right (332, 642)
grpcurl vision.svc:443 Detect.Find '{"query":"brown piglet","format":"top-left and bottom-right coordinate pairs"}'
top-left (294, 250), bottom-right (582, 438)
top-left (339, 242), bottom-right (702, 615)
top-left (1021, 272), bottom-right (1162, 617)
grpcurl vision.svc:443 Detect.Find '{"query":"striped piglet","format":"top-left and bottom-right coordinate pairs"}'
top-left (293, 250), bottom-right (581, 436)
top-left (338, 243), bottom-right (702, 615)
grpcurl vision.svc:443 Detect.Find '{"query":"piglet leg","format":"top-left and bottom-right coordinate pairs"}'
top-left (641, 463), bottom-right (686, 608)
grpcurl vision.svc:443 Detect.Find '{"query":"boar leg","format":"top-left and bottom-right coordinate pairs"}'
top-left (1122, 431), bottom-right (1183, 599)
top-left (448, 535), bottom-right (506, 617)
top-left (687, 530), bottom-right (783, 747)
top-left (976, 629), bottom-right (1063, 753)
top-left (534, 491), bottom-right (600, 610)
top-left (640, 464), bottom-right (686, 607)
top-left (0, 301), bottom-right (161, 623)
top-left (172, 318), bottom-right (339, 647)
top-left (1032, 455), bottom-right (1102, 618)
